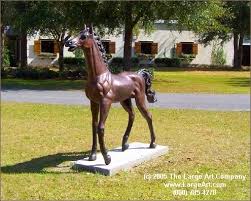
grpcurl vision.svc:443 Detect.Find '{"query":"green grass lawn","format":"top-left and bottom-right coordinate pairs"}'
top-left (1, 102), bottom-right (250, 200)
top-left (2, 68), bottom-right (250, 93)
top-left (153, 70), bottom-right (250, 93)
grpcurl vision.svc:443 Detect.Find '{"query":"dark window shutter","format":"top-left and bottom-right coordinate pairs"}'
top-left (34, 40), bottom-right (41, 55)
top-left (54, 41), bottom-right (59, 53)
top-left (192, 43), bottom-right (198, 54)
top-left (176, 43), bottom-right (182, 56)
top-left (151, 43), bottom-right (158, 54)
top-left (135, 42), bottom-right (141, 53)
top-left (109, 42), bottom-right (115, 54)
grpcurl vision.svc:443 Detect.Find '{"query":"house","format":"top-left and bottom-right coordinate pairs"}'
top-left (4, 22), bottom-right (250, 67)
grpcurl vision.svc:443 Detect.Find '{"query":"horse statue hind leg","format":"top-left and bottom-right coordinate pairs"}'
top-left (135, 92), bottom-right (156, 149)
top-left (120, 70), bottom-right (157, 151)
top-left (137, 69), bottom-right (157, 148)
top-left (120, 98), bottom-right (135, 151)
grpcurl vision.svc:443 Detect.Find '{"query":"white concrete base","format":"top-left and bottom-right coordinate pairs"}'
top-left (73, 142), bottom-right (168, 176)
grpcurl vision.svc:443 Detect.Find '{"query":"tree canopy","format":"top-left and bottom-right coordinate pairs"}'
top-left (1, 1), bottom-right (249, 69)
top-left (190, 1), bottom-right (250, 68)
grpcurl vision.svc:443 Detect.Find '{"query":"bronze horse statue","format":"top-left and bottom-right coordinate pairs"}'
top-left (65, 25), bottom-right (157, 165)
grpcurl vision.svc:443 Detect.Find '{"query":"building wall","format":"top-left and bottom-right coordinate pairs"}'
top-left (27, 32), bottom-right (75, 67)
top-left (104, 24), bottom-right (234, 65)
top-left (27, 24), bottom-right (234, 67)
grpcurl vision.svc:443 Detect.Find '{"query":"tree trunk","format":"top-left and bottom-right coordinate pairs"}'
top-left (233, 33), bottom-right (239, 68)
top-left (233, 32), bottom-right (244, 69)
top-left (123, 2), bottom-right (133, 71)
top-left (20, 31), bottom-right (27, 68)
top-left (237, 33), bottom-right (244, 69)
top-left (58, 32), bottom-right (65, 72)
top-left (58, 43), bottom-right (64, 72)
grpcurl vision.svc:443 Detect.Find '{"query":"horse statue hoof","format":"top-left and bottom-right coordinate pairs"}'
top-left (122, 143), bottom-right (129, 151)
top-left (149, 143), bottom-right (157, 149)
top-left (104, 155), bottom-right (111, 165)
top-left (88, 153), bottom-right (97, 161)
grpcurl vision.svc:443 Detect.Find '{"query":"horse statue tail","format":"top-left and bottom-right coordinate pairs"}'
top-left (137, 69), bottom-right (157, 103)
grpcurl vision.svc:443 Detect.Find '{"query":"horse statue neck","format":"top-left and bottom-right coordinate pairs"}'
top-left (83, 38), bottom-right (110, 80)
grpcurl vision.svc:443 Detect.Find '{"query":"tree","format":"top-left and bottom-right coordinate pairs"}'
top-left (24, 1), bottom-right (81, 71)
top-left (1, 1), bottom-right (99, 71)
top-left (95, 1), bottom-right (164, 71)
top-left (96, 1), bottom-right (225, 71)
top-left (183, 1), bottom-right (250, 69)
top-left (1, 1), bottom-right (30, 67)
top-left (226, 2), bottom-right (249, 69)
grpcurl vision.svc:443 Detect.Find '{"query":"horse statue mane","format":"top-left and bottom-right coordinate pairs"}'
top-left (92, 32), bottom-right (109, 67)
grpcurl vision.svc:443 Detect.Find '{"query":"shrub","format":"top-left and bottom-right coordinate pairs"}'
top-left (63, 57), bottom-right (85, 66)
top-left (63, 57), bottom-right (87, 78)
top-left (179, 54), bottom-right (195, 65)
top-left (38, 68), bottom-right (59, 79)
top-left (131, 57), bottom-right (139, 65)
top-left (3, 67), bottom-right (58, 79)
top-left (1, 67), bottom-right (6, 78)
top-left (111, 57), bottom-right (124, 65)
top-left (110, 57), bottom-right (139, 67)
top-left (73, 49), bottom-right (84, 58)
top-left (2, 45), bottom-right (10, 67)
top-left (2, 66), bottom-right (88, 80)
top-left (109, 57), bottom-right (124, 74)
top-left (136, 53), bottom-right (154, 60)
top-left (109, 65), bottom-right (123, 74)
top-left (211, 45), bottom-right (226, 65)
top-left (59, 67), bottom-right (87, 79)
top-left (154, 58), bottom-right (181, 67)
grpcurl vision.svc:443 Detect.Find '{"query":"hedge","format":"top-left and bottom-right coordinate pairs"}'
top-left (154, 58), bottom-right (181, 67)
top-left (63, 57), bottom-right (85, 66)
top-left (110, 57), bottom-right (139, 66)
top-left (2, 67), bottom-right (58, 79)
top-left (1, 67), bottom-right (87, 80)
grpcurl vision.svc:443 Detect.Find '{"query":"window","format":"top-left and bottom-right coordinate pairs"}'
top-left (176, 42), bottom-right (198, 56)
top-left (41, 40), bottom-right (54, 53)
top-left (101, 40), bottom-right (115, 54)
top-left (141, 42), bottom-right (152, 54)
top-left (34, 39), bottom-right (59, 55)
top-left (181, 42), bottom-right (193, 54)
top-left (102, 41), bottom-right (109, 53)
top-left (135, 41), bottom-right (158, 55)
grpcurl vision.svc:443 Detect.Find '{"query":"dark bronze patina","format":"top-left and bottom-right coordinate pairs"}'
top-left (65, 25), bottom-right (157, 165)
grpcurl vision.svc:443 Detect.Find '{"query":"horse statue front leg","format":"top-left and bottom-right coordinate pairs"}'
top-left (97, 99), bottom-right (112, 165)
top-left (89, 101), bottom-right (99, 161)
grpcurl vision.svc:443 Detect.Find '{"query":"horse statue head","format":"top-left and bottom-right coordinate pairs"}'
top-left (65, 24), bottom-right (95, 51)
top-left (65, 24), bottom-right (108, 70)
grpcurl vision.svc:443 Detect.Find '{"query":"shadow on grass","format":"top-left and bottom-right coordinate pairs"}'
top-left (1, 151), bottom-right (89, 174)
top-left (226, 77), bottom-right (250, 87)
